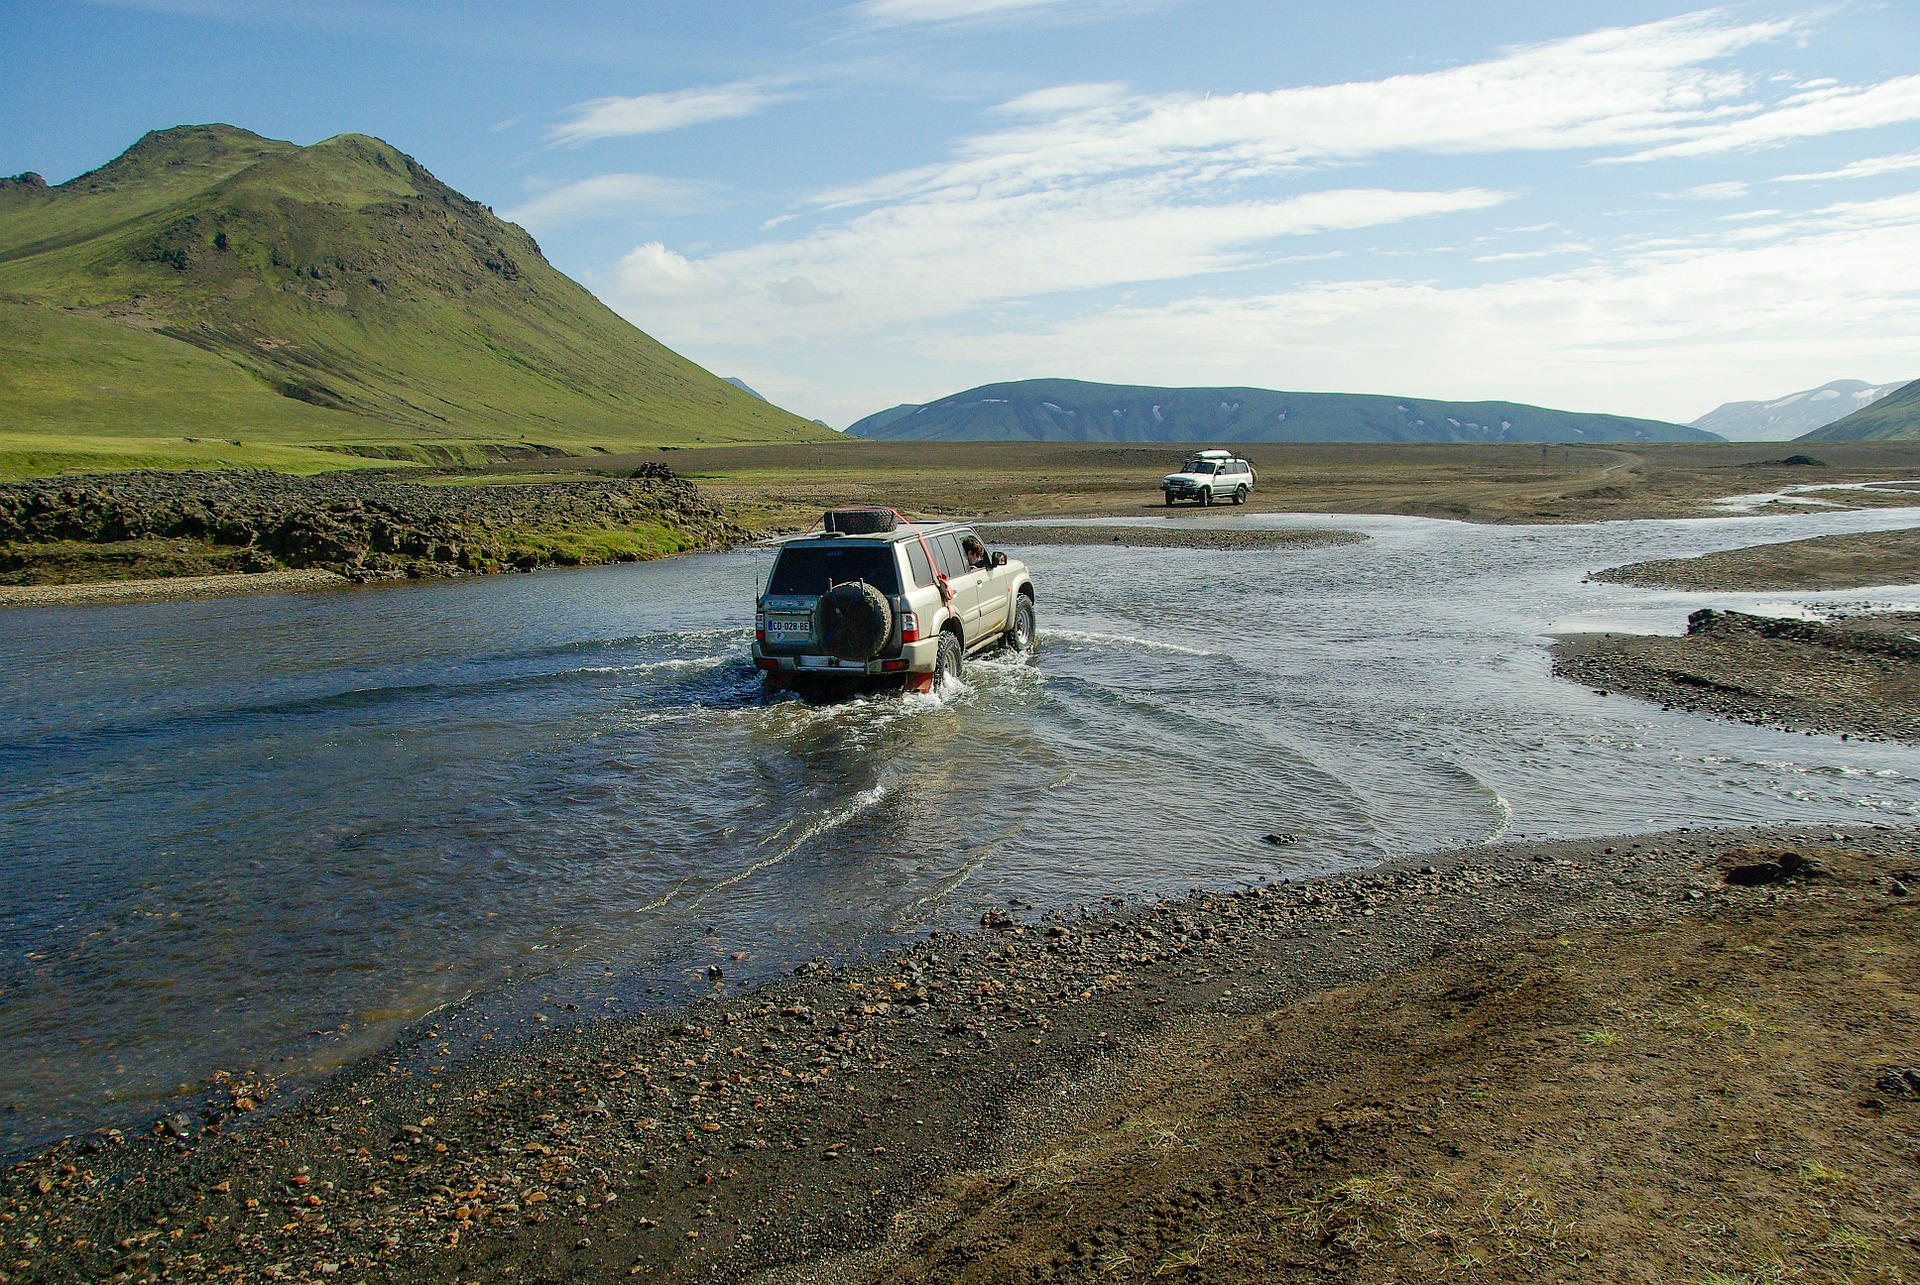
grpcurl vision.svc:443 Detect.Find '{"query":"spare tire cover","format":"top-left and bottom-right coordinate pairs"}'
top-left (817, 581), bottom-right (894, 661)
top-left (826, 508), bottom-right (897, 535)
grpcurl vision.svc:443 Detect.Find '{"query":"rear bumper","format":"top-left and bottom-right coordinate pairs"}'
top-left (752, 636), bottom-right (941, 677)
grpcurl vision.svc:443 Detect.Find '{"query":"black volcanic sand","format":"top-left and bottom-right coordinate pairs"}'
top-left (8, 824), bottom-right (1918, 1284)
top-left (980, 524), bottom-right (1365, 551)
top-left (1595, 527), bottom-right (1920, 592)
top-left (1555, 609), bottom-right (1920, 744)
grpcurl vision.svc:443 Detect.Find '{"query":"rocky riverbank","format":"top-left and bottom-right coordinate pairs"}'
top-left (6, 822), bottom-right (1916, 1284)
top-left (1554, 607), bottom-right (1920, 743)
top-left (0, 465), bottom-right (745, 592)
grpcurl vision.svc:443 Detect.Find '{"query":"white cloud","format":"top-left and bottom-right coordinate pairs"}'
top-left (1678, 181), bottom-right (1750, 200)
top-left (616, 243), bottom-right (726, 300)
top-left (924, 193), bottom-right (1920, 421)
top-left (549, 81), bottom-right (786, 144)
top-left (1617, 74), bottom-right (1920, 161)
top-left (601, 11), bottom-right (1920, 424)
top-left (849, 0), bottom-right (1092, 26)
top-left (1473, 242), bottom-right (1593, 262)
top-left (503, 174), bottom-right (715, 230)
top-left (991, 82), bottom-right (1131, 117)
top-left (1778, 149), bottom-right (1920, 182)
top-left (615, 186), bottom-right (1507, 336)
top-left (813, 11), bottom-right (1792, 213)
top-left (614, 12), bottom-right (1817, 345)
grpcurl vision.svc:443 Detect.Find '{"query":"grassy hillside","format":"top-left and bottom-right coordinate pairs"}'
top-left (848, 378), bottom-right (1719, 444)
top-left (0, 125), bottom-right (832, 475)
top-left (1801, 378), bottom-right (1920, 441)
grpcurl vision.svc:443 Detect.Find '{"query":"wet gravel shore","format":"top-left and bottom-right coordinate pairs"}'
top-left (1594, 527), bottom-right (1920, 592)
top-left (7, 821), bottom-right (1913, 1284)
top-left (1554, 608), bottom-right (1920, 744)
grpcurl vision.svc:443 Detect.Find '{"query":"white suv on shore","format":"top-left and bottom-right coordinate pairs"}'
top-left (1162, 450), bottom-right (1256, 506)
top-left (752, 509), bottom-right (1036, 694)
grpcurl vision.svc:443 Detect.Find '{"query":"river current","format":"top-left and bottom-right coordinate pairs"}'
top-left (5, 504), bottom-right (1920, 1151)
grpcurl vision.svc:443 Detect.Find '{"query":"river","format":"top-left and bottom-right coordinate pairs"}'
top-left (4, 503), bottom-right (1920, 1152)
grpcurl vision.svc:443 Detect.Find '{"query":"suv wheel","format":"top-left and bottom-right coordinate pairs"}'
top-left (1198, 488), bottom-right (1212, 507)
top-left (935, 632), bottom-right (963, 688)
top-left (1234, 485), bottom-right (1248, 505)
top-left (1004, 596), bottom-right (1035, 652)
top-left (1163, 492), bottom-right (1174, 506)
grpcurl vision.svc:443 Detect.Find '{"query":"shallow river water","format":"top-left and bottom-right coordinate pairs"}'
top-left (6, 504), bottom-right (1920, 1151)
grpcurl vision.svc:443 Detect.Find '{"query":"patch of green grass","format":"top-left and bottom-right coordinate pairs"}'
top-left (0, 430), bottom-right (405, 478)
top-left (1796, 1160), bottom-right (1849, 1188)
top-left (497, 522), bottom-right (692, 569)
top-left (1580, 1028), bottom-right (1623, 1047)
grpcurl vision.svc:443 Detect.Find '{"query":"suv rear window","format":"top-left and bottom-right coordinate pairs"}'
top-left (767, 544), bottom-right (902, 595)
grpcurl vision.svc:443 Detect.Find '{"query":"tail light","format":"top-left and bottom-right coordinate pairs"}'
top-left (755, 611), bottom-right (766, 642)
top-left (900, 611), bottom-right (919, 642)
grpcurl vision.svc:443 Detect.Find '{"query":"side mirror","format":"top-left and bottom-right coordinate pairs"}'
top-left (992, 551), bottom-right (1008, 567)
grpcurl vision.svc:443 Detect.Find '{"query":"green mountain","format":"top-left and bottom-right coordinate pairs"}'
top-left (1799, 379), bottom-right (1920, 441)
top-left (0, 124), bottom-right (830, 475)
top-left (846, 378), bottom-right (1721, 444)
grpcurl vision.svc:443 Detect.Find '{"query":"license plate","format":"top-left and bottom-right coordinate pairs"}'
top-left (766, 616), bottom-right (812, 640)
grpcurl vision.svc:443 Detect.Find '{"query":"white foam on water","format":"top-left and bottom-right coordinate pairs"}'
top-left (1044, 627), bottom-right (1219, 657)
top-left (579, 654), bottom-right (732, 676)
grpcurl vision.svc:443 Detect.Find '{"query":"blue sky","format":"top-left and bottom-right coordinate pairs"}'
top-left (5, 1), bottom-right (1919, 427)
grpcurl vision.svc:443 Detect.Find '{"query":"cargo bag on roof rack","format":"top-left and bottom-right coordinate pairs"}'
top-left (823, 507), bottom-right (898, 535)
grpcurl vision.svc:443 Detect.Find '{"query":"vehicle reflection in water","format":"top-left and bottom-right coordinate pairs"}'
top-left (4, 503), bottom-right (1920, 1150)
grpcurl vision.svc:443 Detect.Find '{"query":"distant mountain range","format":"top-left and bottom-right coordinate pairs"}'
top-left (1802, 379), bottom-right (1920, 441)
top-left (847, 379), bottom-right (1721, 445)
top-left (0, 124), bottom-right (827, 473)
top-left (1691, 380), bottom-right (1909, 441)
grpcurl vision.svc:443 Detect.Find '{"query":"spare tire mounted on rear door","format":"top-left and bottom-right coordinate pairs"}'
top-left (817, 581), bottom-right (894, 661)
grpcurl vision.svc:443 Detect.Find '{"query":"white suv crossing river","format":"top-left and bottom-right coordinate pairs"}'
top-left (753, 508), bottom-right (1036, 694)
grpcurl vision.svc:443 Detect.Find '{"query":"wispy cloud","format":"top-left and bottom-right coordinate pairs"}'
top-left (812, 12), bottom-right (1794, 215)
top-left (848, 0), bottom-right (1105, 27)
top-left (616, 184), bottom-right (1506, 336)
top-left (1616, 74), bottom-right (1920, 161)
top-left (549, 80), bottom-right (788, 144)
top-left (1778, 148), bottom-right (1920, 182)
top-left (503, 174), bottom-right (715, 230)
top-left (612, 11), bottom-right (1814, 345)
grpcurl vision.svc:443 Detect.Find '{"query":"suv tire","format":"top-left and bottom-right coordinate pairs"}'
top-left (1004, 595), bottom-right (1035, 652)
top-left (1163, 492), bottom-right (1174, 506)
top-left (1198, 488), bottom-right (1212, 507)
top-left (935, 631), bottom-right (963, 688)
top-left (1234, 485), bottom-right (1248, 505)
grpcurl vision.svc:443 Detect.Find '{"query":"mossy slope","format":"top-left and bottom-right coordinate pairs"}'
top-left (0, 125), bottom-right (830, 473)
